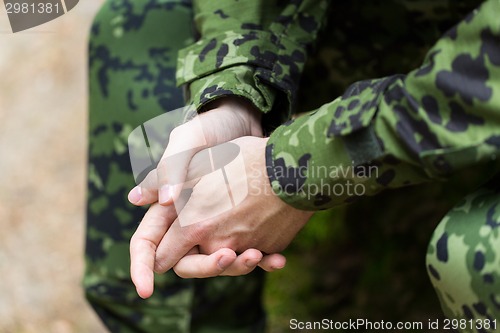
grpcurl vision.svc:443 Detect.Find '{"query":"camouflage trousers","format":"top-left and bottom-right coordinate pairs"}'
top-left (84, 0), bottom-right (500, 332)
top-left (426, 175), bottom-right (500, 332)
top-left (84, 1), bottom-right (266, 332)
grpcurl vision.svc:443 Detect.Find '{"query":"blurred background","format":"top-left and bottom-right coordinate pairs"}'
top-left (0, 1), bottom-right (108, 332)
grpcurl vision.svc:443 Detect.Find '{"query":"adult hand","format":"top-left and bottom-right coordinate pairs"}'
top-left (128, 98), bottom-right (288, 298)
top-left (130, 202), bottom-right (287, 298)
top-left (130, 136), bottom-right (314, 296)
top-left (128, 96), bottom-right (263, 205)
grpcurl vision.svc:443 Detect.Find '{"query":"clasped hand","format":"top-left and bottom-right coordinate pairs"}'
top-left (128, 98), bottom-right (313, 298)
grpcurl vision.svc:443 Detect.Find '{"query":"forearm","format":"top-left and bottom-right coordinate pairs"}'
top-left (267, 0), bottom-right (500, 210)
top-left (177, 0), bottom-right (330, 130)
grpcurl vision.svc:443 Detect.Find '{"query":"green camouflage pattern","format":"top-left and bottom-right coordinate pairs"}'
top-left (427, 174), bottom-right (500, 332)
top-left (177, 0), bottom-right (329, 130)
top-left (86, 0), bottom-right (500, 332)
top-left (173, 0), bottom-right (500, 331)
top-left (85, 1), bottom-right (266, 332)
top-left (266, 0), bottom-right (500, 211)
top-left (262, 1), bottom-right (500, 330)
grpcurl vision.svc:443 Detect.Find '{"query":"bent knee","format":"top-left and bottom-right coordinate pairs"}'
top-left (426, 188), bottom-right (500, 324)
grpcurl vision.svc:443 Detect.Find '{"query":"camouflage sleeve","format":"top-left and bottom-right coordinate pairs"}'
top-left (267, 0), bottom-right (500, 210)
top-left (176, 0), bottom-right (329, 128)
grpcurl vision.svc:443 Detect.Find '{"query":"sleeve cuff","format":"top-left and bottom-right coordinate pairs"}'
top-left (177, 29), bottom-right (308, 123)
top-left (176, 30), bottom-right (306, 88)
top-left (264, 77), bottom-right (433, 211)
top-left (265, 115), bottom-right (355, 211)
top-left (186, 65), bottom-right (277, 114)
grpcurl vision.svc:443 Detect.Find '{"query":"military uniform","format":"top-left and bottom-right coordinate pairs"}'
top-left (85, 1), bottom-right (265, 332)
top-left (85, 0), bottom-right (500, 332)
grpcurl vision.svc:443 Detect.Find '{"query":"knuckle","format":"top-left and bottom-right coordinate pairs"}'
top-left (143, 213), bottom-right (166, 230)
top-left (169, 124), bottom-right (187, 142)
top-left (153, 259), bottom-right (169, 274)
top-left (129, 232), bottom-right (141, 245)
top-left (157, 158), bottom-right (168, 172)
top-left (140, 179), bottom-right (158, 193)
top-left (129, 233), bottom-right (156, 255)
top-left (186, 222), bottom-right (211, 243)
top-left (235, 262), bottom-right (253, 276)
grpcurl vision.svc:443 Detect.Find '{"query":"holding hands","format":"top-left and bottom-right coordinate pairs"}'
top-left (127, 98), bottom-right (313, 298)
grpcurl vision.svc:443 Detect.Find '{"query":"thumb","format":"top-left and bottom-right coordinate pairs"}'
top-left (157, 117), bottom-right (208, 205)
top-left (128, 169), bottom-right (160, 206)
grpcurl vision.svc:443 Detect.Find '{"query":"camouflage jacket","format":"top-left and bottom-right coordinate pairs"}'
top-left (176, 0), bottom-right (500, 210)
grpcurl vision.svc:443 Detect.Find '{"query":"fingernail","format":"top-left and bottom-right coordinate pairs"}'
top-left (218, 256), bottom-right (233, 270)
top-left (128, 186), bottom-right (142, 203)
top-left (159, 185), bottom-right (171, 204)
top-left (245, 258), bottom-right (261, 268)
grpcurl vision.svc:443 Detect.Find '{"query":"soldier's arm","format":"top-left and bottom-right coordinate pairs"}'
top-left (266, 0), bottom-right (500, 210)
top-left (177, 0), bottom-right (330, 131)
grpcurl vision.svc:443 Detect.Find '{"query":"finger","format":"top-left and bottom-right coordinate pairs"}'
top-left (157, 119), bottom-right (208, 205)
top-left (173, 248), bottom-right (264, 278)
top-left (130, 249), bottom-right (155, 299)
top-left (153, 218), bottom-right (200, 274)
top-left (130, 145), bottom-right (207, 206)
top-left (219, 249), bottom-right (264, 276)
top-left (128, 169), bottom-right (159, 206)
top-left (173, 248), bottom-right (238, 278)
top-left (173, 250), bottom-right (286, 278)
top-left (130, 203), bottom-right (177, 298)
top-left (258, 253), bottom-right (287, 272)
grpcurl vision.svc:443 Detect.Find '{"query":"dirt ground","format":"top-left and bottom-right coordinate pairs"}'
top-left (0, 2), bottom-right (108, 332)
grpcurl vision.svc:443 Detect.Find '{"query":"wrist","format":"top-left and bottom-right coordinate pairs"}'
top-left (202, 96), bottom-right (263, 137)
